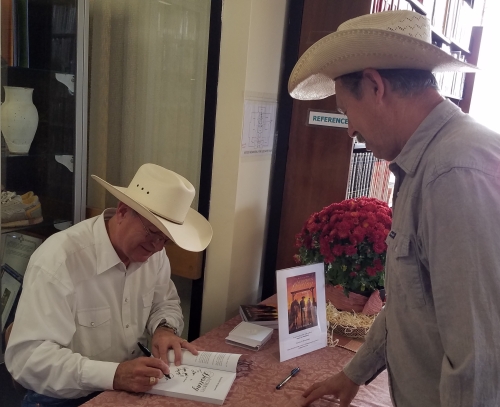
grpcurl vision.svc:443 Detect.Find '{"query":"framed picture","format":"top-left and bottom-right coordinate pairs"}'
top-left (277, 263), bottom-right (327, 362)
top-left (1, 264), bottom-right (23, 332)
top-left (2, 232), bottom-right (43, 277)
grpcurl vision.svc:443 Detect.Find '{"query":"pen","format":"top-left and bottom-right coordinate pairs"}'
top-left (276, 367), bottom-right (300, 390)
top-left (137, 342), bottom-right (173, 380)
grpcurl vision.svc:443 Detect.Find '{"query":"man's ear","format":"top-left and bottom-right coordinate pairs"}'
top-left (115, 201), bottom-right (131, 223)
top-left (362, 68), bottom-right (385, 102)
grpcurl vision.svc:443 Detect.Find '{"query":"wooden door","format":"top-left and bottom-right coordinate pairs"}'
top-left (275, 0), bottom-right (372, 272)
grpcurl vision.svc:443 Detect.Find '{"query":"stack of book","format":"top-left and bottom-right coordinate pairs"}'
top-left (239, 304), bottom-right (278, 329)
top-left (225, 321), bottom-right (274, 351)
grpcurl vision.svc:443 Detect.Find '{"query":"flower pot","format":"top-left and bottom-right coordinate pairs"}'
top-left (325, 284), bottom-right (369, 313)
top-left (1, 86), bottom-right (39, 154)
top-left (325, 284), bottom-right (384, 315)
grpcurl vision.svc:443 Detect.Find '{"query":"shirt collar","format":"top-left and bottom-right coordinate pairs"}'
top-left (391, 99), bottom-right (462, 176)
top-left (94, 208), bottom-right (123, 274)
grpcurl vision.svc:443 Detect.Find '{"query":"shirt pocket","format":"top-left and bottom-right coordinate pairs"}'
top-left (75, 306), bottom-right (112, 357)
top-left (142, 288), bottom-right (155, 321)
top-left (386, 234), bottom-right (426, 309)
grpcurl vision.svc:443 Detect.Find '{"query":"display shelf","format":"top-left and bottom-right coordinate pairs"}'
top-left (1, 1), bottom-right (88, 379)
top-left (1, 219), bottom-right (72, 236)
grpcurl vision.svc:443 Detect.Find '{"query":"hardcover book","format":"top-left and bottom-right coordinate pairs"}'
top-left (225, 321), bottom-right (274, 351)
top-left (147, 349), bottom-right (242, 405)
top-left (239, 304), bottom-right (278, 329)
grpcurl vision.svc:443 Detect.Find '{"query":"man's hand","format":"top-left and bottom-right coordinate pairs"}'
top-left (300, 371), bottom-right (359, 407)
top-left (152, 326), bottom-right (199, 366)
top-left (113, 357), bottom-right (168, 393)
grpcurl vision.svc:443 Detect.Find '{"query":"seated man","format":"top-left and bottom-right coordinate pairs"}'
top-left (5, 163), bottom-right (213, 407)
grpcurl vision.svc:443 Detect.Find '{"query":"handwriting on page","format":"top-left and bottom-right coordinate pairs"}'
top-left (170, 367), bottom-right (217, 393)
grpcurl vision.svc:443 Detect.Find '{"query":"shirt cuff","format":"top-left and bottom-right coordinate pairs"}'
top-left (81, 359), bottom-right (119, 391)
top-left (343, 343), bottom-right (386, 385)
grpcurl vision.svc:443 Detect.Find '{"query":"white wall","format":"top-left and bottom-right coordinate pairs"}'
top-left (201, 0), bottom-right (288, 334)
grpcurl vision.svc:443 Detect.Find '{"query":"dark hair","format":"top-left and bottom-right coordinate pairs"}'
top-left (339, 69), bottom-right (439, 99)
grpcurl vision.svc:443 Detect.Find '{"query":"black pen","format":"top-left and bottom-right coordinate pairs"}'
top-left (137, 342), bottom-right (173, 380)
top-left (276, 367), bottom-right (300, 389)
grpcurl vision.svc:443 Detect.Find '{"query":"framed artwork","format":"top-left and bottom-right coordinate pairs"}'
top-left (277, 263), bottom-right (327, 362)
top-left (1, 264), bottom-right (22, 332)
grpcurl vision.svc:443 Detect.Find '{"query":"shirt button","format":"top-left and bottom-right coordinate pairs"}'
top-left (91, 322), bottom-right (95, 327)
top-left (125, 298), bottom-right (128, 303)
top-left (126, 324), bottom-right (129, 328)
top-left (131, 350), bottom-right (135, 355)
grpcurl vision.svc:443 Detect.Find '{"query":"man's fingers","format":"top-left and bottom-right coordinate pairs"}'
top-left (302, 382), bottom-right (321, 398)
top-left (172, 342), bottom-right (184, 366)
top-left (141, 357), bottom-right (170, 376)
top-left (183, 341), bottom-right (199, 355)
top-left (158, 346), bottom-right (169, 364)
top-left (301, 385), bottom-right (327, 406)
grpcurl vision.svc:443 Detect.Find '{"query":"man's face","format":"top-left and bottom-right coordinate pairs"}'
top-left (115, 206), bottom-right (169, 265)
top-left (335, 75), bottom-right (392, 160)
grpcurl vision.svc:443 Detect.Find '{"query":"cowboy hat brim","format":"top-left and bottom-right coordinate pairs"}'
top-left (289, 28), bottom-right (478, 100)
top-left (91, 175), bottom-right (213, 252)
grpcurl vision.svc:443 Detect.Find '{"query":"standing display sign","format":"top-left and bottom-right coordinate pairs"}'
top-left (277, 263), bottom-right (327, 362)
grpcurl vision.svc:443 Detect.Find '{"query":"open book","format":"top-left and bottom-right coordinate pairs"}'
top-left (147, 349), bottom-right (242, 405)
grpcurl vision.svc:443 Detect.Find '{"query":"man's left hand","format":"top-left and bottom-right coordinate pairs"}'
top-left (152, 326), bottom-right (199, 366)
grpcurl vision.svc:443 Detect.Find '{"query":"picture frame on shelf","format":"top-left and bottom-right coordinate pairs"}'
top-left (1, 263), bottom-right (22, 332)
top-left (2, 232), bottom-right (43, 277)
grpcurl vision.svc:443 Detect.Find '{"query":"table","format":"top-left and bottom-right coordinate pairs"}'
top-left (83, 310), bottom-right (391, 406)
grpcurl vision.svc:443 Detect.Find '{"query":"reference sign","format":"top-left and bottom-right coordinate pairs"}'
top-left (308, 111), bottom-right (348, 128)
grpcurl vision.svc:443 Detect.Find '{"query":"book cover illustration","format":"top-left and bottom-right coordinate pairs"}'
top-left (286, 272), bottom-right (318, 334)
top-left (277, 263), bottom-right (327, 362)
top-left (239, 304), bottom-right (278, 327)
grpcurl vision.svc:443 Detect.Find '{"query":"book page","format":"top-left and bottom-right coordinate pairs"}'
top-left (167, 350), bottom-right (241, 373)
top-left (148, 363), bottom-right (237, 404)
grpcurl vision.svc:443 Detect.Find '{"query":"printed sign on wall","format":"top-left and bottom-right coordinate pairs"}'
top-left (308, 111), bottom-right (348, 128)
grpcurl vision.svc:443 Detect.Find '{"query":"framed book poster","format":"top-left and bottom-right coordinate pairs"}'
top-left (277, 263), bottom-right (327, 362)
top-left (1, 264), bottom-right (23, 332)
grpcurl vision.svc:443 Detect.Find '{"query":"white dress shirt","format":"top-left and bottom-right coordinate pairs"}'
top-left (5, 209), bottom-right (184, 399)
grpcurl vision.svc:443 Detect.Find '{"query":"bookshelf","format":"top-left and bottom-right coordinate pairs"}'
top-left (261, 0), bottom-right (484, 299)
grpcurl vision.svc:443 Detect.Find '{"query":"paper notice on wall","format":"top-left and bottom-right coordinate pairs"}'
top-left (240, 100), bottom-right (277, 156)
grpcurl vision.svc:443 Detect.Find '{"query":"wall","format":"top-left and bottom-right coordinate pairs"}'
top-left (200, 0), bottom-right (288, 334)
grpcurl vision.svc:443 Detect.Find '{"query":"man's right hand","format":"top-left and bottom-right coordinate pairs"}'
top-left (113, 357), bottom-right (169, 393)
top-left (300, 371), bottom-right (359, 407)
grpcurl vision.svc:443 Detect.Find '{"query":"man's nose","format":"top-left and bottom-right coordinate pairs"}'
top-left (347, 121), bottom-right (356, 138)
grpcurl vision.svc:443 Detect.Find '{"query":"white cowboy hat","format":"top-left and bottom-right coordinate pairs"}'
top-left (288, 10), bottom-right (478, 100)
top-left (92, 164), bottom-right (212, 252)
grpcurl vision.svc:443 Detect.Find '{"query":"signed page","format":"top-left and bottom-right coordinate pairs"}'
top-left (148, 350), bottom-right (242, 405)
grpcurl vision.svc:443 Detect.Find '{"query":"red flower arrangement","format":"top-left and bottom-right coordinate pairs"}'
top-left (294, 197), bottom-right (392, 296)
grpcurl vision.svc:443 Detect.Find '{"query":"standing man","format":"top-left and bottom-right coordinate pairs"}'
top-left (6, 164), bottom-right (213, 406)
top-left (300, 296), bottom-right (306, 328)
top-left (288, 10), bottom-right (500, 407)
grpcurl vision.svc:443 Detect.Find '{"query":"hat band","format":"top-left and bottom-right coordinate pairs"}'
top-left (146, 205), bottom-right (185, 225)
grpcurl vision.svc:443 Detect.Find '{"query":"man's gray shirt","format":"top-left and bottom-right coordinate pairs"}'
top-left (343, 100), bottom-right (500, 406)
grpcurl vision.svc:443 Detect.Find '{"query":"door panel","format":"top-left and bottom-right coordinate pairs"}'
top-left (276, 0), bottom-right (372, 271)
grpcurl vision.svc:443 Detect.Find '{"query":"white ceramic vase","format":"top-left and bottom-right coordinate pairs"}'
top-left (1, 86), bottom-right (39, 154)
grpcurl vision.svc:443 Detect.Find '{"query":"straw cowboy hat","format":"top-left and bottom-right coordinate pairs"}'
top-left (92, 164), bottom-right (212, 252)
top-left (288, 10), bottom-right (478, 100)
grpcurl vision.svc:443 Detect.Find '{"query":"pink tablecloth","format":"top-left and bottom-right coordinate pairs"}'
top-left (83, 310), bottom-right (391, 407)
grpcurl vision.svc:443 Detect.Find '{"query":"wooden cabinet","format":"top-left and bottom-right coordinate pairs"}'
top-left (261, 0), bottom-right (483, 299)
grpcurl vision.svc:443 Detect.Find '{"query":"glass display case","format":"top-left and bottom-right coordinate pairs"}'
top-left (0, 0), bottom-right (88, 365)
